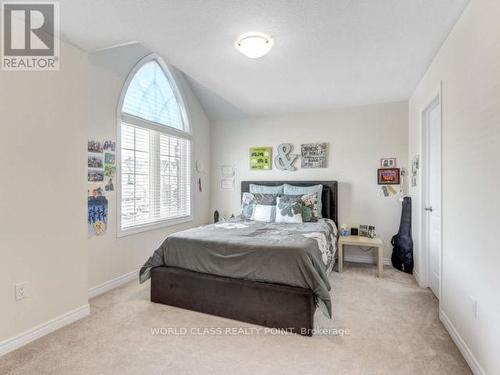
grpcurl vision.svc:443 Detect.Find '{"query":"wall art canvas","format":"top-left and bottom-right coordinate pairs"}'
top-left (377, 168), bottom-right (400, 185)
top-left (250, 147), bottom-right (272, 170)
top-left (301, 143), bottom-right (328, 168)
top-left (275, 143), bottom-right (299, 171)
top-left (88, 195), bottom-right (108, 237)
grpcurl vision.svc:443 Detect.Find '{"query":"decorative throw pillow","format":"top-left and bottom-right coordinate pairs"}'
top-left (249, 184), bottom-right (284, 195)
top-left (283, 184), bottom-right (323, 218)
top-left (241, 193), bottom-right (277, 221)
top-left (253, 193), bottom-right (277, 205)
top-left (275, 195), bottom-right (304, 224)
top-left (252, 204), bottom-right (276, 222)
top-left (300, 193), bottom-right (320, 222)
top-left (241, 192), bottom-right (255, 219)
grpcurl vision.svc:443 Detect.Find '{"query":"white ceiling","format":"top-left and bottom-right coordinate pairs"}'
top-left (58, 0), bottom-right (469, 121)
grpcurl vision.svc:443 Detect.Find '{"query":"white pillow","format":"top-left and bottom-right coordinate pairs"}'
top-left (276, 210), bottom-right (303, 224)
top-left (252, 205), bottom-right (276, 222)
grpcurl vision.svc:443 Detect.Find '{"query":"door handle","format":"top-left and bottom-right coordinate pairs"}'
top-left (425, 206), bottom-right (433, 212)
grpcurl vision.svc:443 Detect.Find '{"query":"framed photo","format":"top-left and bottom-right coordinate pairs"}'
top-left (250, 147), bottom-right (272, 170)
top-left (380, 158), bottom-right (397, 168)
top-left (359, 225), bottom-right (369, 237)
top-left (377, 168), bottom-right (400, 185)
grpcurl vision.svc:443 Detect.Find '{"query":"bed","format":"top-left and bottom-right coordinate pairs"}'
top-left (140, 181), bottom-right (338, 336)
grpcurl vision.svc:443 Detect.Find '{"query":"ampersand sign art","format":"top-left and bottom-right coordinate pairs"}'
top-left (274, 143), bottom-right (298, 171)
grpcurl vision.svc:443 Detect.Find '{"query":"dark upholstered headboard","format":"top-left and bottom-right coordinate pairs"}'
top-left (241, 181), bottom-right (338, 225)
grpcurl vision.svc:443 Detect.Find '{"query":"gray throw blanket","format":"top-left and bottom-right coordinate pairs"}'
top-left (140, 218), bottom-right (337, 318)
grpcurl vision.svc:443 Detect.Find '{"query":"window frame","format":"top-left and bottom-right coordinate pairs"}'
top-left (116, 53), bottom-right (194, 237)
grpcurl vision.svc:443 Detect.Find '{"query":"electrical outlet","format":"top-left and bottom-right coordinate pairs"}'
top-left (15, 282), bottom-right (28, 301)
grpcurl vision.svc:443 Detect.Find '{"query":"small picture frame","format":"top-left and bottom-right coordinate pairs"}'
top-left (359, 225), bottom-right (369, 237)
top-left (380, 158), bottom-right (397, 168)
top-left (377, 168), bottom-right (400, 185)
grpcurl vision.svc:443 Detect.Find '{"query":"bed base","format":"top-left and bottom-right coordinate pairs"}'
top-left (151, 266), bottom-right (315, 336)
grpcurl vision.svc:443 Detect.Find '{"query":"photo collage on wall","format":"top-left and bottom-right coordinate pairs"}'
top-left (88, 139), bottom-right (116, 237)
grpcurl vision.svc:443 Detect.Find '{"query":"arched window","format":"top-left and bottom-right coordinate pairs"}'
top-left (118, 54), bottom-right (191, 234)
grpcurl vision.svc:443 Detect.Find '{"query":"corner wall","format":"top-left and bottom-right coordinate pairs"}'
top-left (211, 102), bottom-right (408, 263)
top-left (0, 41), bottom-right (89, 343)
top-left (87, 44), bottom-right (211, 291)
top-left (408, 1), bottom-right (500, 373)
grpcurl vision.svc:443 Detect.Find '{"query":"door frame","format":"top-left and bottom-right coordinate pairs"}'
top-left (420, 83), bottom-right (443, 301)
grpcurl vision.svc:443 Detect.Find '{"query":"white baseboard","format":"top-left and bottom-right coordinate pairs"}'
top-left (0, 270), bottom-right (138, 357)
top-left (88, 269), bottom-right (139, 299)
top-left (413, 269), bottom-right (426, 288)
top-left (344, 255), bottom-right (392, 266)
top-left (0, 304), bottom-right (90, 357)
top-left (440, 310), bottom-right (485, 375)
top-left (413, 269), bottom-right (420, 284)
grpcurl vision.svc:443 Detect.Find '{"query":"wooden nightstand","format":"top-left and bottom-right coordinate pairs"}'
top-left (338, 236), bottom-right (384, 277)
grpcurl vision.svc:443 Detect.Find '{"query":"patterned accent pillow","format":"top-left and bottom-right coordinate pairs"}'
top-left (241, 192), bottom-right (255, 219)
top-left (275, 195), bottom-right (304, 224)
top-left (283, 184), bottom-right (323, 218)
top-left (249, 184), bottom-right (284, 195)
top-left (241, 193), bottom-right (277, 220)
top-left (253, 193), bottom-right (277, 205)
top-left (300, 193), bottom-right (320, 222)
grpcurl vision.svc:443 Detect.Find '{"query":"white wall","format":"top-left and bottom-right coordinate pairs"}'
top-left (88, 44), bottom-right (211, 290)
top-left (408, 1), bottom-right (500, 373)
top-left (211, 102), bottom-right (408, 263)
top-left (0, 41), bottom-right (89, 342)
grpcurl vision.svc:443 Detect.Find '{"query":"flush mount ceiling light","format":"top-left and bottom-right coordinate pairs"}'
top-left (234, 32), bottom-right (274, 59)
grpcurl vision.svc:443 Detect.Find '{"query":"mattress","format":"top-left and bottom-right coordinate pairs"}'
top-left (140, 218), bottom-right (337, 318)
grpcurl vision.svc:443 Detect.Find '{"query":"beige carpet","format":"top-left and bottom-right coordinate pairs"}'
top-left (0, 263), bottom-right (470, 375)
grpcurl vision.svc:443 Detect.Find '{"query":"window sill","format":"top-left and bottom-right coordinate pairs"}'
top-left (117, 215), bottom-right (193, 238)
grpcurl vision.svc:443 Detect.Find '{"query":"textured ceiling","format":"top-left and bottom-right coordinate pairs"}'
top-left (58, 0), bottom-right (469, 121)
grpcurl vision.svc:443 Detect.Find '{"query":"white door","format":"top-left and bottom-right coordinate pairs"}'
top-left (425, 99), bottom-right (442, 299)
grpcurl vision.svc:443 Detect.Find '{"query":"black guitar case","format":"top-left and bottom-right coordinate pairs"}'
top-left (391, 197), bottom-right (414, 274)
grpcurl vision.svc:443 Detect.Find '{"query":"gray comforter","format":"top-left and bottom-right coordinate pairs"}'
top-left (140, 218), bottom-right (337, 318)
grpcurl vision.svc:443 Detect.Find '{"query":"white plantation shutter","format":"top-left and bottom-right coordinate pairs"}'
top-left (159, 133), bottom-right (191, 219)
top-left (119, 55), bottom-right (191, 233)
